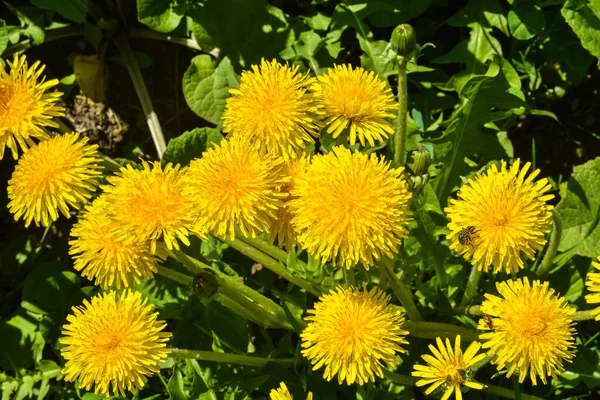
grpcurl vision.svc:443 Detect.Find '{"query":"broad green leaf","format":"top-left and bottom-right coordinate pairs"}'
top-left (137, 0), bottom-right (186, 33)
top-left (0, 19), bottom-right (8, 54)
top-left (162, 127), bottom-right (223, 167)
top-left (5, 4), bottom-right (45, 45)
top-left (168, 369), bottom-right (189, 400)
top-left (0, 311), bottom-right (37, 369)
top-left (448, 0), bottom-right (509, 35)
top-left (508, 2), bottom-right (545, 40)
top-left (293, 30), bottom-right (324, 71)
top-left (344, 0), bottom-right (431, 28)
top-left (557, 157), bottom-right (600, 257)
top-left (22, 261), bottom-right (80, 314)
top-left (562, 0), bottom-right (600, 66)
top-left (29, 0), bottom-right (88, 23)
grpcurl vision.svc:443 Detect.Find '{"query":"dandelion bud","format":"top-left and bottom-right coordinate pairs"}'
top-left (390, 24), bottom-right (417, 57)
top-left (406, 146), bottom-right (430, 176)
top-left (192, 270), bottom-right (219, 302)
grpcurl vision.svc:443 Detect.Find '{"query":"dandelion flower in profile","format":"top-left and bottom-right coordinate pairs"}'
top-left (289, 146), bottom-right (412, 269)
top-left (60, 290), bottom-right (171, 397)
top-left (184, 139), bottom-right (287, 240)
top-left (312, 64), bottom-right (396, 146)
top-left (412, 336), bottom-right (485, 400)
top-left (222, 59), bottom-right (320, 159)
top-left (0, 54), bottom-right (64, 159)
top-left (103, 161), bottom-right (194, 252)
top-left (7, 132), bottom-right (103, 227)
top-left (478, 277), bottom-right (576, 385)
top-left (585, 256), bottom-right (600, 320)
top-left (70, 198), bottom-right (167, 288)
top-left (269, 382), bottom-right (313, 400)
top-left (445, 160), bottom-right (554, 274)
top-left (301, 286), bottom-right (409, 385)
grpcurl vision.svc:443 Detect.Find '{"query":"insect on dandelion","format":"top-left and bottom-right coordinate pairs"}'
top-left (269, 382), bottom-right (313, 400)
top-left (584, 256), bottom-right (600, 320)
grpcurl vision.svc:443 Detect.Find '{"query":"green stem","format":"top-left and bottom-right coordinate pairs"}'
top-left (4, 26), bottom-right (84, 55)
top-left (573, 309), bottom-right (599, 321)
top-left (404, 321), bottom-right (479, 342)
top-left (378, 257), bottom-right (422, 321)
top-left (100, 154), bottom-right (122, 173)
top-left (224, 238), bottom-right (321, 297)
top-left (235, 231), bottom-right (289, 264)
top-left (456, 304), bottom-right (598, 322)
top-left (459, 265), bottom-right (482, 307)
top-left (128, 27), bottom-right (219, 57)
top-left (156, 266), bottom-right (192, 285)
top-left (382, 370), bottom-right (418, 386)
top-left (169, 348), bottom-right (294, 367)
top-left (536, 209), bottom-right (563, 277)
top-left (393, 58), bottom-right (408, 165)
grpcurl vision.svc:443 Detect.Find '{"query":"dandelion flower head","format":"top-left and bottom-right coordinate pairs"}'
top-left (445, 160), bottom-right (554, 274)
top-left (584, 256), bottom-right (600, 320)
top-left (59, 290), bottom-right (171, 398)
top-left (7, 132), bottom-right (103, 227)
top-left (478, 277), bottom-right (576, 385)
top-left (269, 382), bottom-right (313, 400)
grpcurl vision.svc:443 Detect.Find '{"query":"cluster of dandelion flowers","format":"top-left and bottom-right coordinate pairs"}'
top-left (289, 146), bottom-right (412, 269)
top-left (184, 139), bottom-right (287, 240)
top-left (412, 336), bottom-right (485, 400)
top-left (0, 54), bottom-right (64, 159)
top-left (222, 59), bottom-right (321, 159)
top-left (477, 278), bottom-right (576, 385)
top-left (445, 159), bottom-right (554, 274)
top-left (102, 161), bottom-right (194, 252)
top-left (585, 256), bottom-right (600, 320)
top-left (312, 64), bottom-right (396, 146)
top-left (7, 132), bottom-right (103, 227)
top-left (269, 382), bottom-right (313, 400)
top-left (301, 286), bottom-right (409, 385)
top-left (69, 198), bottom-right (167, 288)
top-left (60, 290), bottom-right (171, 397)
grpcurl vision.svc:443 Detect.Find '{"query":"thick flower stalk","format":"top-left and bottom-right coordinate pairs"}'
top-left (301, 286), bottom-right (409, 385)
top-left (585, 256), bottom-right (600, 320)
top-left (222, 59), bottom-right (321, 159)
top-left (60, 290), bottom-right (172, 398)
top-left (0, 54), bottom-right (64, 159)
top-left (478, 278), bottom-right (576, 385)
top-left (445, 160), bottom-right (554, 274)
top-left (269, 382), bottom-right (313, 400)
top-left (412, 335), bottom-right (485, 400)
top-left (289, 146), bottom-right (412, 269)
top-left (312, 64), bottom-right (397, 146)
top-left (184, 139), bottom-right (288, 240)
top-left (7, 132), bottom-right (103, 227)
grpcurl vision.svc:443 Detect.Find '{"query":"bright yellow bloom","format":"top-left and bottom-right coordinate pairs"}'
top-left (478, 278), bottom-right (576, 385)
top-left (69, 198), bottom-right (167, 288)
top-left (445, 160), bottom-right (554, 274)
top-left (584, 256), bottom-right (600, 320)
top-left (103, 161), bottom-right (194, 252)
top-left (59, 290), bottom-right (171, 398)
top-left (269, 382), bottom-right (313, 400)
top-left (289, 146), bottom-right (412, 269)
top-left (412, 336), bottom-right (485, 400)
top-left (301, 286), bottom-right (409, 385)
top-left (0, 54), bottom-right (64, 159)
top-left (312, 64), bottom-right (396, 146)
top-left (7, 133), bottom-right (103, 227)
top-left (184, 139), bottom-right (287, 240)
top-left (222, 59), bottom-right (320, 159)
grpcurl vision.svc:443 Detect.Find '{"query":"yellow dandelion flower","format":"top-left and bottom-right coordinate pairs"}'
top-left (0, 54), bottom-right (64, 159)
top-left (269, 382), bottom-right (313, 400)
top-left (312, 64), bottom-right (397, 146)
top-left (69, 197), bottom-right (167, 288)
top-left (184, 139), bottom-right (287, 240)
top-left (102, 161), bottom-right (194, 252)
top-left (301, 286), bottom-right (409, 385)
top-left (585, 256), bottom-right (600, 320)
top-left (445, 159), bottom-right (554, 274)
top-left (478, 277), bottom-right (576, 385)
top-left (60, 290), bottom-right (171, 398)
top-left (7, 132), bottom-right (103, 227)
top-left (222, 59), bottom-right (320, 159)
top-left (412, 336), bottom-right (486, 400)
top-left (289, 146), bottom-right (412, 269)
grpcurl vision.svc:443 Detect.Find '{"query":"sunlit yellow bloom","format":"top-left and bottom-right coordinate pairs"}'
top-left (585, 256), bottom-right (600, 320)
top-left (222, 59), bottom-right (320, 159)
top-left (7, 133), bottom-right (103, 227)
top-left (312, 64), bottom-right (396, 146)
top-left (70, 198), bottom-right (167, 288)
top-left (0, 54), bottom-right (64, 159)
top-left (289, 146), bottom-right (412, 269)
top-left (103, 161), bottom-right (194, 252)
top-left (478, 278), bottom-right (576, 385)
top-left (60, 290), bottom-right (171, 398)
top-left (412, 336), bottom-right (485, 400)
top-left (301, 286), bottom-right (409, 385)
top-left (184, 139), bottom-right (287, 240)
top-left (445, 160), bottom-right (554, 274)
top-left (269, 382), bottom-right (313, 400)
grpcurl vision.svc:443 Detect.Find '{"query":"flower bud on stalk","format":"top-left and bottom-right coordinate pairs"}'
top-left (391, 24), bottom-right (417, 58)
top-left (406, 146), bottom-right (431, 194)
top-left (192, 270), bottom-right (219, 303)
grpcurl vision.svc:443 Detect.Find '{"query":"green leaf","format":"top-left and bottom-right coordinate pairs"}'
top-left (343, 0), bottom-right (431, 28)
top-left (29, 0), bottom-right (88, 23)
top-left (137, 0), bottom-right (186, 33)
top-left (0, 311), bottom-right (37, 370)
top-left (5, 4), bottom-right (45, 45)
top-left (162, 127), bottom-right (223, 167)
top-left (168, 369), bottom-right (189, 400)
top-left (557, 157), bottom-right (600, 257)
top-left (508, 2), bottom-right (545, 41)
top-left (21, 261), bottom-right (80, 314)
top-left (562, 0), bottom-right (600, 66)
top-left (0, 19), bottom-right (8, 55)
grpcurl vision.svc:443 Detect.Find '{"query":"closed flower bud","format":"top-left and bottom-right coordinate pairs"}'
top-left (390, 24), bottom-right (417, 57)
top-left (406, 146), bottom-right (430, 176)
top-left (192, 270), bottom-right (219, 302)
